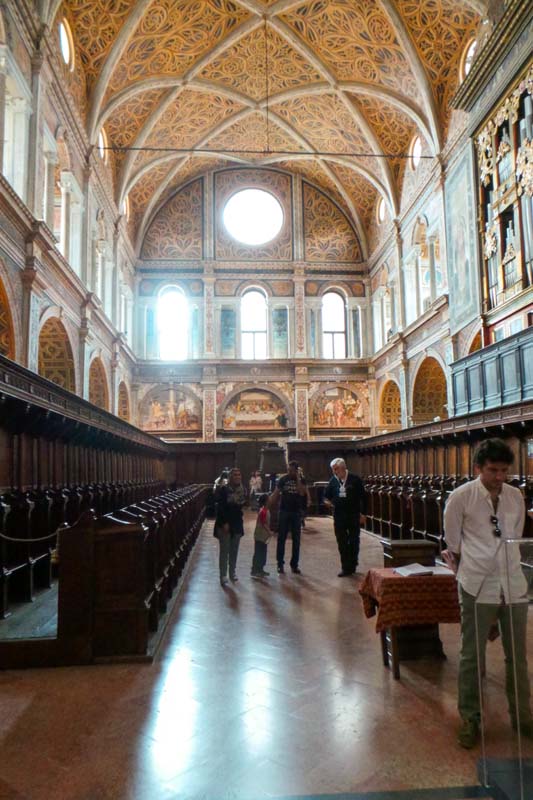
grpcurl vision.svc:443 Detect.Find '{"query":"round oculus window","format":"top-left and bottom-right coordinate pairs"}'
top-left (223, 189), bottom-right (283, 246)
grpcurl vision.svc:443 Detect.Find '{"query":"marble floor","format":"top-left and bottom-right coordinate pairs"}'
top-left (0, 513), bottom-right (530, 800)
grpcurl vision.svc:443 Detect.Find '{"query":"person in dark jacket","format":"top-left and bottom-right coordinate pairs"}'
top-left (214, 467), bottom-right (246, 586)
top-left (324, 457), bottom-right (366, 576)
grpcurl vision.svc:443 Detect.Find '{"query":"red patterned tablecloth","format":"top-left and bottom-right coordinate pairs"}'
top-left (359, 568), bottom-right (461, 632)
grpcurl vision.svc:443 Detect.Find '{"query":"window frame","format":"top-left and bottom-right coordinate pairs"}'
top-left (59, 18), bottom-right (75, 72)
top-left (241, 288), bottom-right (268, 360)
top-left (156, 285), bottom-right (189, 361)
top-left (321, 290), bottom-right (347, 360)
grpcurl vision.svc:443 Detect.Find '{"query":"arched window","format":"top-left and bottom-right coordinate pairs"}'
top-left (241, 289), bottom-right (267, 359)
top-left (58, 19), bottom-right (75, 71)
top-left (376, 197), bottom-right (386, 224)
top-left (157, 287), bottom-right (188, 360)
top-left (410, 136), bottom-right (422, 170)
top-left (461, 39), bottom-right (477, 81)
top-left (97, 128), bottom-right (108, 163)
top-left (322, 291), bottom-right (346, 359)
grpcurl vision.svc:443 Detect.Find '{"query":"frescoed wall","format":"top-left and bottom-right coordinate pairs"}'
top-left (140, 387), bottom-right (202, 432)
top-left (311, 386), bottom-right (368, 429)
top-left (222, 389), bottom-right (289, 430)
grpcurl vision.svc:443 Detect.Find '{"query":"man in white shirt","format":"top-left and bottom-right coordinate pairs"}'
top-left (444, 438), bottom-right (532, 749)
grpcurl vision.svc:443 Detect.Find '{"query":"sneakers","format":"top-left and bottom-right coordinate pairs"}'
top-left (338, 571), bottom-right (354, 577)
top-left (251, 570), bottom-right (270, 579)
top-left (291, 566), bottom-right (302, 575)
top-left (457, 719), bottom-right (479, 749)
top-left (277, 565), bottom-right (285, 574)
top-left (230, 574), bottom-right (238, 583)
top-left (220, 577), bottom-right (229, 586)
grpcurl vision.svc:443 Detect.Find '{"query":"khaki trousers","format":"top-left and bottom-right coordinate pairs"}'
top-left (458, 587), bottom-right (531, 725)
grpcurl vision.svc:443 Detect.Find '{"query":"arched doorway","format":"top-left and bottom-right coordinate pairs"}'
top-left (412, 357), bottom-right (448, 425)
top-left (118, 381), bottom-right (130, 422)
top-left (0, 277), bottom-right (15, 359)
top-left (88, 358), bottom-right (109, 411)
top-left (38, 317), bottom-right (76, 391)
top-left (379, 380), bottom-right (401, 428)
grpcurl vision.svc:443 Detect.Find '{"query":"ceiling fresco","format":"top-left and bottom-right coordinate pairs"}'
top-left (55, 0), bottom-right (484, 254)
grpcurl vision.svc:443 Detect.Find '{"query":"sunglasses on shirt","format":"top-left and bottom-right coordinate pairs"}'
top-left (490, 515), bottom-right (502, 538)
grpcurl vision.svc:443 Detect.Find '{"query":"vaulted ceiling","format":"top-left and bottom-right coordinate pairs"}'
top-left (50, 1), bottom-right (485, 255)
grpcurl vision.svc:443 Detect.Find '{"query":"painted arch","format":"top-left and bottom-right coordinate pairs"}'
top-left (38, 317), bottom-right (76, 392)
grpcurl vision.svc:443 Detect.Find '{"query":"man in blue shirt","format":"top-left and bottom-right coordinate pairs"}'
top-left (324, 457), bottom-right (366, 576)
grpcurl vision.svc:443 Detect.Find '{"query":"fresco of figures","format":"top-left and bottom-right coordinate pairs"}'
top-left (222, 390), bottom-right (288, 430)
top-left (140, 387), bottom-right (201, 432)
top-left (311, 387), bottom-right (366, 429)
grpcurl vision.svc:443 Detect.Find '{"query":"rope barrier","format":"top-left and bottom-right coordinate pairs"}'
top-left (0, 530), bottom-right (58, 543)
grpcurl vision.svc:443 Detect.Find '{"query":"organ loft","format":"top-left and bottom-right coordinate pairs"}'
top-left (0, 1), bottom-right (532, 798)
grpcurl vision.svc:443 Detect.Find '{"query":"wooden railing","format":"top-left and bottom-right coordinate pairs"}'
top-left (0, 484), bottom-right (208, 667)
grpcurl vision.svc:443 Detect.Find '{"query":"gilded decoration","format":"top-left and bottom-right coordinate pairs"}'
top-left (118, 381), bottom-right (130, 422)
top-left (311, 385), bottom-right (368, 429)
top-left (412, 357), bottom-right (448, 423)
top-left (475, 64), bottom-right (533, 185)
top-left (105, 89), bottom-right (168, 185)
top-left (516, 139), bottom-right (533, 197)
top-left (141, 179), bottom-right (204, 260)
top-left (303, 183), bottom-right (361, 262)
top-left (127, 162), bottom-right (175, 244)
top-left (203, 387), bottom-right (216, 442)
top-left (215, 169), bottom-right (292, 260)
top-left (207, 113), bottom-right (300, 161)
top-left (140, 386), bottom-right (201, 432)
top-left (272, 95), bottom-right (370, 167)
top-left (137, 90), bottom-right (244, 173)
top-left (61, 0), bottom-right (131, 93)
top-left (484, 227), bottom-right (498, 259)
top-left (356, 95), bottom-right (417, 183)
top-left (379, 380), bottom-right (401, 427)
top-left (330, 163), bottom-right (377, 227)
top-left (222, 390), bottom-right (289, 431)
top-left (199, 26), bottom-right (321, 100)
top-left (88, 358), bottom-right (109, 411)
top-left (0, 280), bottom-right (15, 359)
top-left (38, 318), bottom-right (76, 392)
top-left (281, 0), bottom-right (419, 100)
top-left (396, 0), bottom-right (479, 112)
top-left (106, 0), bottom-right (251, 97)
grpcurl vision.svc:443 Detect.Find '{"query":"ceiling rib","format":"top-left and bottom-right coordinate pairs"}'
top-left (379, 0), bottom-right (442, 151)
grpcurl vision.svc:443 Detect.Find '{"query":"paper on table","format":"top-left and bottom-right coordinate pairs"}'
top-left (394, 562), bottom-right (455, 577)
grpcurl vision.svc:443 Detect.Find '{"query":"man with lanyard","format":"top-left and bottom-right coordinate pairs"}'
top-left (324, 457), bottom-right (366, 577)
top-left (444, 438), bottom-right (532, 749)
top-left (270, 460), bottom-right (307, 574)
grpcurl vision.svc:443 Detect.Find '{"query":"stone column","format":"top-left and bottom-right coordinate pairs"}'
top-left (43, 152), bottom-right (57, 229)
top-left (203, 270), bottom-right (216, 358)
top-left (367, 371), bottom-right (378, 436)
top-left (294, 366), bottom-right (309, 440)
top-left (59, 176), bottom-right (72, 260)
top-left (294, 268), bottom-right (306, 357)
top-left (202, 366), bottom-right (217, 442)
top-left (80, 163), bottom-right (92, 286)
top-left (414, 247), bottom-right (422, 318)
top-left (27, 51), bottom-right (44, 217)
top-left (393, 221), bottom-right (406, 330)
top-left (399, 353), bottom-right (410, 428)
top-left (21, 248), bottom-right (46, 371)
top-left (0, 49), bottom-right (7, 173)
top-left (428, 235), bottom-right (437, 303)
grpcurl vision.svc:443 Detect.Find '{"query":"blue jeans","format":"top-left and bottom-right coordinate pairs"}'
top-left (276, 510), bottom-right (301, 569)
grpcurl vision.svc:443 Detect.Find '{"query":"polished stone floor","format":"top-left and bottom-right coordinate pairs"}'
top-left (0, 514), bottom-right (530, 800)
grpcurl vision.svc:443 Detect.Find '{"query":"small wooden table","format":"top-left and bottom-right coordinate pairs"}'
top-left (359, 567), bottom-right (461, 679)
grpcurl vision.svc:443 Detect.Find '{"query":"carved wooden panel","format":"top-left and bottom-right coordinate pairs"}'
top-left (89, 358), bottom-right (110, 411)
top-left (118, 381), bottom-right (130, 422)
top-left (303, 182), bottom-right (361, 262)
top-left (412, 357), bottom-right (448, 424)
top-left (380, 380), bottom-right (401, 426)
top-left (215, 168), bottom-right (292, 260)
top-left (38, 318), bottom-right (76, 392)
top-left (141, 179), bottom-right (204, 260)
top-left (0, 278), bottom-right (15, 359)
